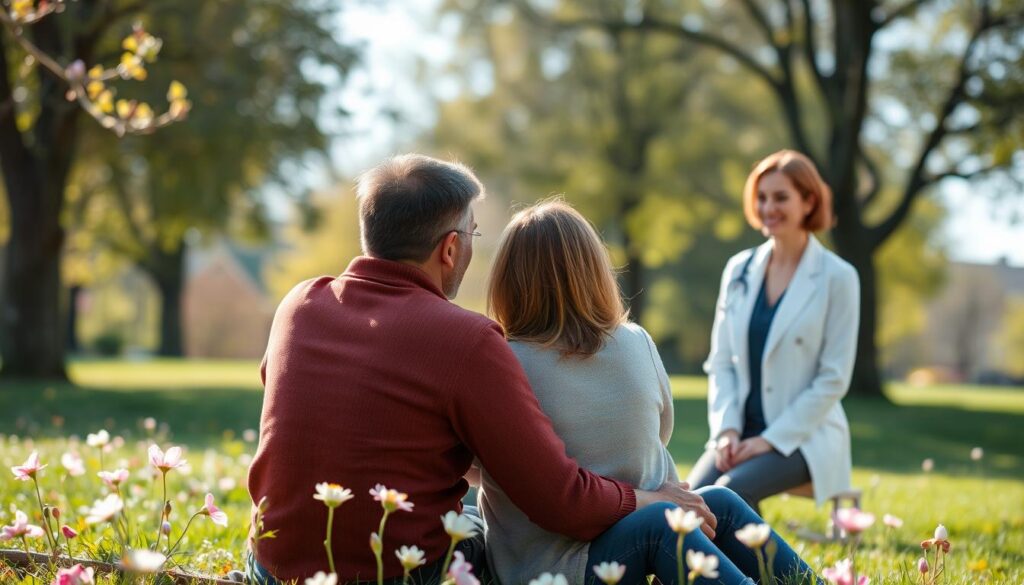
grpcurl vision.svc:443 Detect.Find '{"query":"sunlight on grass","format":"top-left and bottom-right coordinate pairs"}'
top-left (69, 359), bottom-right (262, 391)
top-left (0, 361), bottom-right (1020, 582)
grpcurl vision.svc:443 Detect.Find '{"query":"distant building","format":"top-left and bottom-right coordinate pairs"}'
top-left (182, 239), bottom-right (276, 359)
top-left (906, 259), bottom-right (1024, 383)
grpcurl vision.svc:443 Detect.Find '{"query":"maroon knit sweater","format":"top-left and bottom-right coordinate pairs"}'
top-left (247, 257), bottom-right (636, 582)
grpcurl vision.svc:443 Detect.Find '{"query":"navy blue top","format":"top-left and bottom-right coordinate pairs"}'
top-left (743, 279), bottom-right (784, 439)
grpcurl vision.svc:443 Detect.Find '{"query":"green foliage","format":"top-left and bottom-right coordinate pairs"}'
top-left (874, 198), bottom-right (947, 371)
top-left (433, 0), bottom-right (786, 368)
top-left (92, 329), bottom-right (124, 357)
top-left (265, 189), bottom-right (363, 302)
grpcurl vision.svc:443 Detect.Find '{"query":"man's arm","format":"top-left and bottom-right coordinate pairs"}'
top-left (446, 323), bottom-right (714, 540)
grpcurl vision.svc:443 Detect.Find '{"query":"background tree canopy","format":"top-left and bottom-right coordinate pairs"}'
top-left (427, 0), bottom-right (1024, 393)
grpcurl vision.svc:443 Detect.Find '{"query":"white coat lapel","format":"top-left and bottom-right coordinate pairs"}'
top-left (763, 236), bottom-right (824, 359)
top-left (730, 242), bottom-right (772, 378)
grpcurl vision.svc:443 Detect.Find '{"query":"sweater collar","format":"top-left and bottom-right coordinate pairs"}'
top-left (343, 256), bottom-right (448, 300)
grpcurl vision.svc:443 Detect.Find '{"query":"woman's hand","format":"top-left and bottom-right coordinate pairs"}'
top-left (636, 481), bottom-right (717, 539)
top-left (714, 430), bottom-right (740, 472)
top-left (731, 436), bottom-right (773, 466)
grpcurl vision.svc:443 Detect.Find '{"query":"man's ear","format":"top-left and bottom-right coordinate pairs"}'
top-left (438, 231), bottom-right (458, 269)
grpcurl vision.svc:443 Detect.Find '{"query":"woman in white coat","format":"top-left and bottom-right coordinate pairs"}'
top-left (688, 150), bottom-right (860, 513)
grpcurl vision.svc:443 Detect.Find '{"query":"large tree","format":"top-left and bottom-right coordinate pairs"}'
top-left (504, 0), bottom-right (1024, 396)
top-left (0, 0), bottom-right (185, 378)
top-left (435, 2), bottom-right (781, 329)
top-left (1, 0), bottom-right (356, 368)
top-left (68, 0), bottom-right (357, 356)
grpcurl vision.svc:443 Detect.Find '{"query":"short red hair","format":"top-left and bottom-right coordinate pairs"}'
top-left (742, 150), bottom-right (833, 232)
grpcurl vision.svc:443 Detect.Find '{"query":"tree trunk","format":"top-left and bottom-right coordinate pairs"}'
top-left (831, 194), bottom-right (885, 399)
top-left (66, 284), bottom-right (82, 352)
top-left (0, 201), bottom-right (67, 378)
top-left (144, 244), bottom-right (187, 358)
top-left (0, 21), bottom-right (80, 380)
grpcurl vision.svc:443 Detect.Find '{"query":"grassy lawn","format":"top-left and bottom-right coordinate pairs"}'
top-left (0, 360), bottom-right (1021, 583)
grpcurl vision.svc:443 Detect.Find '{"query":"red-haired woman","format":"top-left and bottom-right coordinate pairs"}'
top-left (689, 150), bottom-right (860, 514)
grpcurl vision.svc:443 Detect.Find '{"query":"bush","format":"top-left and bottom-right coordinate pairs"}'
top-left (92, 330), bottom-right (124, 357)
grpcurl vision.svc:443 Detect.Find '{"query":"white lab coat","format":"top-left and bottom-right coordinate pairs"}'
top-left (704, 235), bottom-right (860, 504)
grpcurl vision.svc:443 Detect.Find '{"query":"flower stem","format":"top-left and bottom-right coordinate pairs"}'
top-left (32, 478), bottom-right (58, 558)
top-left (375, 511), bottom-right (392, 585)
top-left (21, 535), bottom-right (41, 577)
top-left (755, 548), bottom-right (769, 585)
top-left (675, 534), bottom-right (684, 585)
top-left (438, 540), bottom-right (457, 581)
top-left (63, 531), bottom-right (74, 563)
top-left (166, 512), bottom-right (201, 559)
top-left (324, 506), bottom-right (337, 575)
top-left (156, 471), bottom-right (168, 550)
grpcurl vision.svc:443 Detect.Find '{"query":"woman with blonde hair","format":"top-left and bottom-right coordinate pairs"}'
top-left (482, 200), bottom-right (819, 585)
top-left (689, 150), bottom-right (860, 513)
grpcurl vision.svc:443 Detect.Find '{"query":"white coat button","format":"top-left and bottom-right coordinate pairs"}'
top-left (731, 355), bottom-right (739, 364)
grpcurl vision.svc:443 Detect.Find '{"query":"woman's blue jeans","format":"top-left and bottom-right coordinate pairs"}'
top-left (585, 486), bottom-right (820, 585)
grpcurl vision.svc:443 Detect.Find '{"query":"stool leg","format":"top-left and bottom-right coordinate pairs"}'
top-left (829, 497), bottom-right (840, 540)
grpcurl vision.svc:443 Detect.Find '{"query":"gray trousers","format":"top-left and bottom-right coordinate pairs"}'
top-left (686, 447), bottom-right (811, 514)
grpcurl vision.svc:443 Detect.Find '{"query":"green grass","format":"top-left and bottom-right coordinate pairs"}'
top-left (0, 360), bottom-right (1022, 583)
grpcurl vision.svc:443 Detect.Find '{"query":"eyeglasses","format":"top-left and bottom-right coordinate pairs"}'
top-left (435, 229), bottom-right (482, 246)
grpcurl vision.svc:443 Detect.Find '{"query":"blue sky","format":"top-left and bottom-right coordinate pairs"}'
top-left (327, 2), bottom-right (1023, 266)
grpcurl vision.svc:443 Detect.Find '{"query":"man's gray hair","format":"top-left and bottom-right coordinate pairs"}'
top-left (356, 154), bottom-right (484, 262)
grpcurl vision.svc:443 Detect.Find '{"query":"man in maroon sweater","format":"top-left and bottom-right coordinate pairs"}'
top-left (246, 155), bottom-right (711, 583)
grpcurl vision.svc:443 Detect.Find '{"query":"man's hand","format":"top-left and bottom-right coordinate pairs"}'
top-left (731, 436), bottom-right (773, 466)
top-left (636, 481), bottom-right (717, 539)
top-left (714, 430), bottom-right (740, 472)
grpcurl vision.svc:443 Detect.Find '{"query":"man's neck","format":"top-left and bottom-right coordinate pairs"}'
top-left (397, 258), bottom-right (445, 293)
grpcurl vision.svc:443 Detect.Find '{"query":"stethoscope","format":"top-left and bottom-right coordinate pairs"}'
top-left (723, 248), bottom-right (757, 313)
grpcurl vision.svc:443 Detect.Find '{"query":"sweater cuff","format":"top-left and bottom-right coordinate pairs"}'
top-left (616, 482), bottom-right (637, 520)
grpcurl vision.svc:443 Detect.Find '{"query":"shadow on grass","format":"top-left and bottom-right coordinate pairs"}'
top-left (2, 378), bottom-right (1021, 479)
top-left (0, 379), bottom-right (263, 446)
top-left (668, 396), bottom-right (1023, 480)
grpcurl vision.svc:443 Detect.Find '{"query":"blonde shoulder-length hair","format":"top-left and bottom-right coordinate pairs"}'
top-left (488, 199), bottom-right (628, 357)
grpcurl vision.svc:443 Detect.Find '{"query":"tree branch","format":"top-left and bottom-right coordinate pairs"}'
top-left (798, 0), bottom-right (828, 93)
top-left (513, 0), bottom-right (780, 89)
top-left (879, 0), bottom-right (933, 28)
top-left (858, 144), bottom-right (883, 209)
top-left (106, 157), bottom-right (152, 259)
top-left (738, 0), bottom-right (776, 44)
top-left (0, 28), bottom-right (39, 199)
top-left (923, 162), bottom-right (1002, 186)
top-left (870, 1), bottom-right (1002, 246)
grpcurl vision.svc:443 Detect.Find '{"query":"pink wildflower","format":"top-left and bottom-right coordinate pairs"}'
top-left (882, 514), bottom-right (903, 529)
top-left (835, 508), bottom-right (875, 534)
top-left (52, 563), bottom-right (95, 585)
top-left (369, 484), bottom-right (414, 512)
top-left (11, 451), bottom-right (46, 481)
top-left (200, 493), bottom-right (228, 527)
top-left (61, 452), bottom-right (85, 477)
top-left (921, 523), bottom-right (951, 552)
top-left (61, 525), bottom-right (78, 539)
top-left (822, 559), bottom-right (869, 585)
top-left (0, 510), bottom-right (45, 541)
top-left (448, 551), bottom-right (480, 585)
top-left (98, 468), bottom-right (130, 489)
top-left (148, 444), bottom-right (185, 472)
